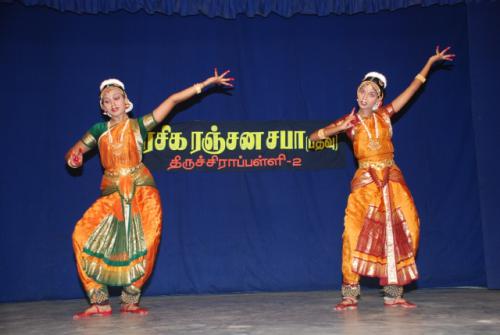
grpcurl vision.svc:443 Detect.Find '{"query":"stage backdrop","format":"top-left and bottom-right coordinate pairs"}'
top-left (1, 1), bottom-right (499, 302)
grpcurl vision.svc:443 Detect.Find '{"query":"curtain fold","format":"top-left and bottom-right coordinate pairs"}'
top-left (3, 0), bottom-right (473, 17)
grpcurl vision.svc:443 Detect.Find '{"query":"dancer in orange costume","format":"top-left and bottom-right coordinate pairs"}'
top-left (310, 47), bottom-right (455, 310)
top-left (67, 70), bottom-right (233, 319)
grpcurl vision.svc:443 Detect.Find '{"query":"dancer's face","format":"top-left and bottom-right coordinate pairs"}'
top-left (100, 87), bottom-right (127, 118)
top-left (357, 83), bottom-right (382, 111)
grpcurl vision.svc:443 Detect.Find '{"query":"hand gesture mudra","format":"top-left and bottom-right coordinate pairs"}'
top-left (340, 108), bottom-right (357, 131)
top-left (429, 46), bottom-right (456, 64)
top-left (209, 68), bottom-right (235, 87)
top-left (68, 148), bottom-right (83, 168)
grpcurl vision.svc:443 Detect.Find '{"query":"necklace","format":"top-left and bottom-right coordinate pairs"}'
top-left (357, 113), bottom-right (381, 151)
top-left (107, 119), bottom-right (129, 155)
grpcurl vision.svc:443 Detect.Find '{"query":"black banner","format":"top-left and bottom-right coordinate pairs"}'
top-left (143, 121), bottom-right (347, 172)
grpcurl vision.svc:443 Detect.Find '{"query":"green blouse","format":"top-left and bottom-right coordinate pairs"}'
top-left (80, 113), bottom-right (158, 149)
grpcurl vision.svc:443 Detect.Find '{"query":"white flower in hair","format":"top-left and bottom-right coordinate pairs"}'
top-left (100, 78), bottom-right (125, 92)
top-left (99, 78), bottom-right (133, 113)
top-left (364, 72), bottom-right (387, 89)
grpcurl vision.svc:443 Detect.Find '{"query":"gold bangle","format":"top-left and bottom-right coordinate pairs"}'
top-left (415, 74), bottom-right (426, 83)
top-left (193, 83), bottom-right (203, 94)
top-left (318, 128), bottom-right (326, 140)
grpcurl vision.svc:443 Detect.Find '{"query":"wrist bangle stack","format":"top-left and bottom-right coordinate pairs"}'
top-left (318, 128), bottom-right (327, 140)
top-left (415, 74), bottom-right (426, 83)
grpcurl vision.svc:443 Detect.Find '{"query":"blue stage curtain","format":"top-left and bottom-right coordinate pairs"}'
top-left (467, 1), bottom-right (500, 289)
top-left (0, 1), bottom-right (499, 302)
top-left (2, 0), bottom-right (476, 17)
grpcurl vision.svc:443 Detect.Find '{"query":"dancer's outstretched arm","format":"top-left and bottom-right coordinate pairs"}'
top-left (152, 68), bottom-right (234, 124)
top-left (65, 68), bottom-right (234, 168)
top-left (391, 46), bottom-right (455, 113)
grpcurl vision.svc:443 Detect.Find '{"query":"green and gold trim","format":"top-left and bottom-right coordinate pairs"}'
top-left (82, 209), bottom-right (148, 287)
top-left (83, 257), bottom-right (146, 287)
top-left (81, 131), bottom-right (97, 149)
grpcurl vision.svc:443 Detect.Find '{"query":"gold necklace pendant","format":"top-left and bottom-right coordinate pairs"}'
top-left (110, 142), bottom-right (124, 156)
top-left (357, 114), bottom-right (381, 151)
top-left (368, 139), bottom-right (381, 151)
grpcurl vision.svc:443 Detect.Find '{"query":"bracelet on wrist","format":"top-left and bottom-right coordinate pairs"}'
top-left (193, 83), bottom-right (203, 94)
top-left (415, 74), bottom-right (426, 83)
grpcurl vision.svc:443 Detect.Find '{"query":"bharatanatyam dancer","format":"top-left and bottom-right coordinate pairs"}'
top-left (67, 69), bottom-right (234, 319)
top-left (310, 47), bottom-right (454, 310)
